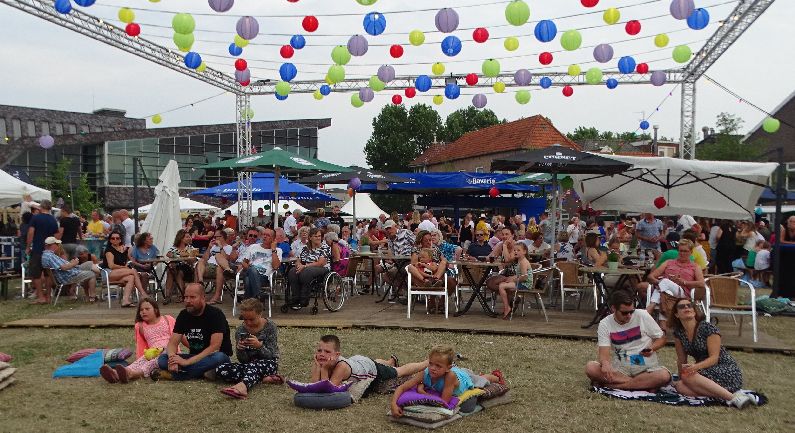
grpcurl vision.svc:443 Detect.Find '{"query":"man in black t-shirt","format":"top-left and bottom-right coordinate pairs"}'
top-left (328, 205), bottom-right (345, 228)
top-left (57, 204), bottom-right (82, 259)
top-left (157, 283), bottom-right (232, 380)
top-left (27, 200), bottom-right (59, 304)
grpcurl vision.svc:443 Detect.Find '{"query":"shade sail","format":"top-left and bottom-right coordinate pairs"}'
top-left (190, 173), bottom-right (337, 201)
top-left (571, 154), bottom-right (779, 219)
top-left (340, 193), bottom-right (386, 220)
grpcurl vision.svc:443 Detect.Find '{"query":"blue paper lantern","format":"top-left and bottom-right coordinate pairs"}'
top-left (290, 34), bottom-right (306, 49)
top-left (73, 0), bottom-right (95, 6)
top-left (54, 0), bottom-right (72, 14)
top-left (534, 20), bottom-right (557, 43)
top-left (415, 75), bottom-right (432, 92)
top-left (617, 56), bottom-right (636, 74)
top-left (687, 8), bottom-right (710, 30)
top-left (440, 35), bottom-right (462, 57)
top-left (539, 77), bottom-right (552, 89)
top-left (363, 12), bottom-right (386, 36)
top-left (319, 84), bottom-right (331, 96)
top-left (228, 43), bottom-right (243, 56)
top-left (279, 63), bottom-right (297, 82)
top-left (275, 93), bottom-right (288, 101)
top-left (640, 120), bottom-right (650, 130)
top-left (606, 78), bottom-right (619, 89)
top-left (755, 206), bottom-right (763, 216)
top-left (444, 83), bottom-right (461, 100)
top-left (184, 52), bottom-right (202, 69)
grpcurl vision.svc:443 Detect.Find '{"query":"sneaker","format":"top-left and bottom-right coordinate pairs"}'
top-left (729, 391), bottom-right (752, 409)
top-left (150, 369), bottom-right (172, 382)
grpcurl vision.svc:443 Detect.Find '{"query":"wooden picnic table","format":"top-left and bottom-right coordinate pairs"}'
top-left (579, 265), bottom-right (648, 329)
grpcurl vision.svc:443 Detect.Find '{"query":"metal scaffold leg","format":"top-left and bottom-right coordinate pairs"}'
top-left (236, 94), bottom-right (253, 228)
top-left (679, 80), bottom-right (696, 160)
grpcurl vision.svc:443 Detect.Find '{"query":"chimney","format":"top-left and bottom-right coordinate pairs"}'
top-left (92, 108), bottom-right (127, 118)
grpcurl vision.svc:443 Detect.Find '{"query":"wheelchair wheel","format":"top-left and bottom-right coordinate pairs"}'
top-left (323, 272), bottom-right (345, 312)
top-left (280, 304), bottom-right (289, 314)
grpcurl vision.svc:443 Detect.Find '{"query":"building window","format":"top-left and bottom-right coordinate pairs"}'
top-left (0, 119), bottom-right (6, 141)
top-left (54, 123), bottom-right (63, 135)
top-left (11, 119), bottom-right (21, 138)
top-left (40, 122), bottom-right (50, 136)
top-left (66, 123), bottom-right (76, 134)
top-left (26, 120), bottom-right (35, 137)
top-left (474, 166), bottom-right (484, 173)
top-left (79, 125), bottom-right (89, 134)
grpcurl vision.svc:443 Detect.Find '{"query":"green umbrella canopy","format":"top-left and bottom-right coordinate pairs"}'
top-left (199, 147), bottom-right (353, 173)
top-left (502, 173), bottom-right (571, 183)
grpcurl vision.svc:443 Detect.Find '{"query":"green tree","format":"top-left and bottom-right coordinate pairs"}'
top-left (36, 158), bottom-right (100, 215)
top-left (698, 113), bottom-right (763, 161)
top-left (364, 104), bottom-right (442, 172)
top-left (566, 126), bottom-right (600, 141)
top-left (715, 112), bottom-right (744, 135)
top-left (439, 107), bottom-right (501, 143)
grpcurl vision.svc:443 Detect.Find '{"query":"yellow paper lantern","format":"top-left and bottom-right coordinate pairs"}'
top-left (433, 95), bottom-right (444, 105)
top-left (234, 35), bottom-right (250, 48)
top-left (118, 8), bottom-right (135, 24)
top-left (654, 33), bottom-right (670, 48)
top-left (196, 62), bottom-right (206, 73)
top-left (409, 29), bottom-right (425, 46)
top-left (432, 62), bottom-right (445, 75)
top-left (493, 81), bottom-right (506, 93)
top-left (152, 114), bottom-right (162, 124)
top-left (568, 64), bottom-right (581, 76)
top-left (313, 90), bottom-right (323, 100)
top-left (603, 7), bottom-right (620, 25)
top-left (504, 37), bottom-right (519, 51)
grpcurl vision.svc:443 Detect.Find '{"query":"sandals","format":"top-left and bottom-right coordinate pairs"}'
top-left (390, 355), bottom-right (400, 368)
top-left (87, 296), bottom-right (98, 304)
top-left (99, 365), bottom-right (119, 384)
top-left (262, 374), bottom-right (285, 385)
top-left (220, 387), bottom-right (248, 399)
top-left (491, 369), bottom-right (506, 385)
top-left (114, 365), bottom-right (129, 384)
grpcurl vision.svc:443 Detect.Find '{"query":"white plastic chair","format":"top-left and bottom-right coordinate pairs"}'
top-left (555, 261), bottom-right (598, 312)
top-left (405, 265), bottom-right (449, 319)
top-left (100, 268), bottom-right (125, 309)
top-left (20, 262), bottom-right (32, 298)
top-left (233, 268), bottom-right (276, 318)
top-left (704, 276), bottom-right (757, 343)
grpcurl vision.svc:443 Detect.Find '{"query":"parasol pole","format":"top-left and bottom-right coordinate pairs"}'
top-left (551, 172), bottom-right (558, 259)
top-left (353, 192), bottom-right (357, 232)
top-left (273, 166), bottom-right (280, 229)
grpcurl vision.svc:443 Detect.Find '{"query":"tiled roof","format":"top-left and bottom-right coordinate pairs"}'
top-left (410, 115), bottom-right (581, 167)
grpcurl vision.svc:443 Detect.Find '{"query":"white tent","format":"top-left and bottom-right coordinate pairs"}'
top-left (140, 161), bottom-right (183, 255)
top-left (571, 155), bottom-right (778, 219)
top-left (224, 200), bottom-right (307, 216)
top-left (0, 169), bottom-right (51, 208)
top-left (341, 193), bottom-right (385, 221)
top-left (138, 196), bottom-right (220, 214)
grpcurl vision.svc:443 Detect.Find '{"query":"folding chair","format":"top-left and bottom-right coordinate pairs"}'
top-left (46, 268), bottom-right (79, 305)
top-left (99, 268), bottom-right (126, 309)
top-left (510, 263), bottom-right (553, 322)
top-left (705, 276), bottom-right (757, 343)
top-left (555, 261), bottom-right (598, 312)
top-left (233, 268), bottom-right (277, 318)
top-left (405, 265), bottom-right (449, 319)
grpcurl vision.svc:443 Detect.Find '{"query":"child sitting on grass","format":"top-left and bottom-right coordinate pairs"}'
top-left (391, 345), bottom-right (504, 417)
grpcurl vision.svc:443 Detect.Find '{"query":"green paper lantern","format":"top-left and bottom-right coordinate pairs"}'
top-left (264, 204), bottom-right (270, 210)
top-left (432, 62), bottom-right (445, 75)
top-left (409, 29), bottom-right (425, 46)
top-left (313, 90), bottom-right (323, 100)
top-left (151, 114), bottom-right (162, 124)
top-left (173, 32), bottom-right (194, 51)
top-left (369, 75), bottom-right (385, 91)
top-left (331, 45), bottom-right (352, 66)
top-left (585, 67), bottom-right (603, 84)
top-left (275, 81), bottom-right (291, 97)
top-left (234, 34), bottom-right (249, 48)
top-left (515, 90), bottom-right (531, 104)
top-left (356, 0), bottom-right (378, 5)
top-left (654, 33), bottom-right (669, 48)
top-left (504, 37), bottom-right (519, 51)
top-left (351, 94), bottom-right (364, 108)
top-left (118, 7), bottom-right (135, 24)
top-left (283, 203), bottom-right (289, 210)
top-left (172, 13), bottom-right (195, 35)
top-left (603, 7), bottom-right (620, 25)
top-left (328, 65), bottom-right (345, 83)
top-left (559, 176), bottom-right (574, 190)
top-left (482, 59), bottom-right (501, 78)
top-left (568, 64), bottom-right (581, 76)
top-left (672, 45), bottom-right (692, 63)
top-left (762, 117), bottom-right (780, 133)
top-left (493, 81), bottom-right (506, 93)
top-left (196, 61), bottom-right (206, 73)
top-left (505, 0), bottom-right (530, 26)
top-left (560, 30), bottom-right (582, 51)
top-left (241, 107), bottom-right (254, 121)
top-left (433, 95), bottom-right (444, 105)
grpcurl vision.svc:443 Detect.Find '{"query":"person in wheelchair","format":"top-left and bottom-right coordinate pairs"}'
top-left (196, 230), bottom-right (236, 305)
top-left (239, 229), bottom-right (282, 300)
top-left (286, 228), bottom-right (331, 310)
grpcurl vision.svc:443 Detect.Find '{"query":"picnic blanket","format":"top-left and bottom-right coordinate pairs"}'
top-left (591, 385), bottom-right (768, 407)
top-left (389, 383), bottom-right (513, 429)
top-left (53, 350), bottom-right (105, 378)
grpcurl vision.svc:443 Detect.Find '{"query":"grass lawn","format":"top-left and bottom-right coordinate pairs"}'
top-left (1, 320), bottom-right (794, 433)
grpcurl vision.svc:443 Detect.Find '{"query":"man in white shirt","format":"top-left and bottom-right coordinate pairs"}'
top-left (566, 217), bottom-right (581, 247)
top-left (239, 228), bottom-right (281, 300)
top-left (417, 213), bottom-right (436, 233)
top-left (522, 232), bottom-right (551, 258)
top-left (585, 291), bottom-right (670, 391)
top-left (283, 209), bottom-right (300, 239)
top-left (120, 209), bottom-right (135, 247)
top-left (677, 214), bottom-right (697, 233)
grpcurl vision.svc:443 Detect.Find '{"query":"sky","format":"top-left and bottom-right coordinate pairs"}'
top-left (0, 0), bottom-right (791, 167)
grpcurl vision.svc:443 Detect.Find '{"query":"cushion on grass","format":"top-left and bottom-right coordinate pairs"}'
top-left (104, 348), bottom-right (133, 363)
top-left (0, 367), bottom-right (16, 382)
top-left (0, 361), bottom-right (11, 370)
top-left (287, 379), bottom-right (353, 394)
top-left (53, 350), bottom-right (104, 378)
top-left (479, 382), bottom-right (510, 399)
top-left (479, 391), bottom-right (513, 409)
top-left (389, 414), bottom-right (462, 430)
top-left (396, 388), bottom-right (460, 409)
top-left (293, 392), bottom-right (352, 410)
top-left (0, 353), bottom-right (12, 363)
top-left (370, 374), bottom-right (411, 395)
top-left (65, 348), bottom-right (100, 363)
top-left (401, 405), bottom-right (458, 422)
top-left (0, 377), bottom-right (15, 392)
top-left (348, 378), bottom-right (374, 403)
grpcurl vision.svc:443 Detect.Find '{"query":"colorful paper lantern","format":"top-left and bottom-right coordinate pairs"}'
top-left (515, 90), bottom-right (531, 104)
top-left (280, 45), bottom-right (294, 59)
top-left (603, 7), bottom-right (620, 25)
top-left (514, 69), bottom-right (532, 86)
top-left (275, 81), bottom-right (291, 96)
top-left (392, 94), bottom-right (403, 105)
top-left (636, 63), bottom-right (649, 74)
top-left (435, 8), bottom-right (459, 33)
top-left (650, 70), bottom-right (666, 86)
top-left (433, 95), bottom-right (444, 105)
top-left (560, 177), bottom-right (574, 190)
top-left (539, 76), bottom-right (552, 89)
top-left (562, 85), bottom-right (574, 97)
top-left (331, 45), bottom-right (351, 65)
top-left (617, 56), bottom-right (636, 74)
top-left (432, 62), bottom-right (445, 75)
top-left (313, 90), bottom-right (323, 101)
top-left (196, 62), bottom-right (206, 73)
top-left (415, 75), bottom-right (432, 92)
top-left (234, 58), bottom-right (247, 71)
top-left (585, 67), bottom-right (603, 84)
top-left (560, 30), bottom-right (582, 51)
top-left (236, 16), bottom-right (259, 40)
top-left (488, 187), bottom-right (499, 198)
top-left (240, 107), bottom-right (254, 120)
top-left (172, 13), bottom-right (195, 34)
top-left (152, 114), bottom-right (162, 124)
top-left (567, 64), bottom-right (581, 76)
top-left (234, 35), bottom-right (249, 48)
top-left (409, 30), bottom-right (425, 46)
top-left (359, 88), bottom-right (374, 103)
top-left (762, 117), bottom-right (780, 133)
top-left (472, 94), bottom-right (488, 109)
top-left (473, 27), bottom-right (489, 43)
top-left (593, 43), bottom-right (613, 63)
top-left (275, 93), bottom-right (287, 101)
top-left (504, 37), bottom-right (519, 51)
top-left (290, 34), bottom-right (306, 49)
top-left (465, 73), bottom-right (478, 86)
top-left (581, 0), bottom-right (599, 7)
top-left (319, 85), bottom-right (331, 96)
top-left (389, 44), bottom-right (403, 58)
top-left (654, 33), bottom-right (669, 48)
top-left (174, 33), bottom-right (194, 51)
top-left (54, 0), bottom-right (72, 14)
top-left (328, 65), bottom-right (345, 83)
top-left (482, 59), bottom-right (500, 77)
top-left (377, 65), bottom-right (395, 83)
top-left (234, 69), bottom-right (250, 83)
top-left (369, 76), bottom-right (385, 91)
top-left (755, 206), bottom-right (764, 216)
top-left (279, 63), bottom-right (297, 82)
top-left (687, 8), bottom-right (710, 30)
top-left (356, 0), bottom-right (378, 5)
top-left (38, 135), bottom-right (55, 149)
top-left (363, 11), bottom-right (386, 36)
top-left (208, 0), bottom-right (234, 13)
top-left (670, 0), bottom-right (695, 20)
top-left (345, 35), bottom-right (369, 57)
top-left (606, 78), bottom-right (618, 89)
top-left (672, 45), bottom-right (691, 63)
top-left (493, 81), bottom-right (506, 93)
top-left (534, 20), bottom-right (557, 42)
top-left (228, 43), bottom-right (243, 56)
top-left (74, 0), bottom-right (95, 6)
top-left (404, 87), bottom-right (416, 98)
top-left (302, 15), bottom-right (319, 32)
top-left (441, 35), bottom-right (462, 57)
top-left (653, 196), bottom-right (667, 209)
top-left (505, 0), bottom-right (530, 26)
top-left (640, 120), bottom-right (650, 130)
top-left (184, 52), bottom-right (202, 69)
top-left (539, 52), bottom-right (553, 65)
top-left (625, 20), bottom-right (641, 35)
top-left (118, 8), bottom-right (135, 24)
top-left (445, 83), bottom-right (461, 100)
top-left (125, 23), bottom-right (141, 37)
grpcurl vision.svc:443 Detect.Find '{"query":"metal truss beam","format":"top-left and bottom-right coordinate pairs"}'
top-left (0, 0), bottom-right (243, 94)
top-left (245, 69), bottom-right (686, 95)
top-left (680, 79), bottom-right (697, 160)
top-left (235, 94), bottom-right (253, 227)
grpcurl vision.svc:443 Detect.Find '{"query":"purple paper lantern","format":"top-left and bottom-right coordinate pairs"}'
top-left (650, 70), bottom-right (666, 86)
top-left (38, 135), bottom-right (55, 149)
top-left (514, 69), bottom-right (532, 86)
top-left (472, 94), bottom-right (488, 109)
top-left (236, 16), bottom-right (259, 40)
top-left (235, 68), bottom-right (250, 83)
top-left (670, 0), bottom-right (695, 20)
top-left (435, 8), bottom-right (459, 33)
top-left (359, 88), bottom-right (374, 103)
top-left (347, 34), bottom-right (369, 57)
top-left (593, 44), bottom-right (614, 64)
top-left (348, 177), bottom-right (362, 191)
top-left (208, 0), bottom-right (234, 13)
top-left (377, 65), bottom-right (395, 83)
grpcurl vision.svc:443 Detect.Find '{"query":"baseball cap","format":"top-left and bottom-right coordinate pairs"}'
top-left (44, 237), bottom-right (62, 245)
top-left (382, 220), bottom-right (396, 229)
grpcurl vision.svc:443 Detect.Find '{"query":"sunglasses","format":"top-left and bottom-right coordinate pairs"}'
top-left (676, 303), bottom-right (694, 310)
top-left (476, 233), bottom-right (486, 237)
top-left (109, 237), bottom-right (120, 240)
top-left (617, 309), bottom-right (635, 316)
top-left (248, 234), bottom-right (258, 238)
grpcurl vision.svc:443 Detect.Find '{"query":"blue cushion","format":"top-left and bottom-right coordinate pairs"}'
top-left (293, 392), bottom-right (352, 410)
top-left (53, 350), bottom-right (104, 378)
